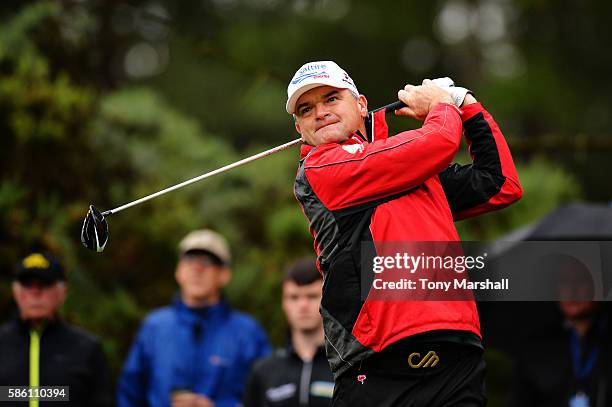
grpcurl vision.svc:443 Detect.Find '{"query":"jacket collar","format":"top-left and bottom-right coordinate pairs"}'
top-left (171, 295), bottom-right (230, 323)
top-left (298, 111), bottom-right (389, 160)
top-left (14, 313), bottom-right (61, 334)
top-left (283, 334), bottom-right (327, 361)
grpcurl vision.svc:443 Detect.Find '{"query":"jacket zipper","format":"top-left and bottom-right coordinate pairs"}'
top-left (299, 360), bottom-right (313, 406)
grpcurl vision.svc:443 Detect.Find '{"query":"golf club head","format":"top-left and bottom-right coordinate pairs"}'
top-left (81, 205), bottom-right (109, 252)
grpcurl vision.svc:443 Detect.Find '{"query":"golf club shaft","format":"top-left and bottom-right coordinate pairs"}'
top-left (102, 138), bottom-right (303, 216)
top-left (101, 100), bottom-right (407, 217)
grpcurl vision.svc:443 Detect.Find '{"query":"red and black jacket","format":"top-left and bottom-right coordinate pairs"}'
top-left (293, 102), bottom-right (522, 378)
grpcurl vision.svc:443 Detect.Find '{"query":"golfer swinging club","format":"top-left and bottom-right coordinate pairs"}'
top-left (288, 61), bottom-right (523, 406)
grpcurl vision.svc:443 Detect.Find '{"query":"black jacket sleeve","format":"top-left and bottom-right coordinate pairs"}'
top-left (439, 103), bottom-right (522, 220)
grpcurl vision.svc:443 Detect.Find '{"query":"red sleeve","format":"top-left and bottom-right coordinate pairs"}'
top-left (304, 103), bottom-right (463, 211)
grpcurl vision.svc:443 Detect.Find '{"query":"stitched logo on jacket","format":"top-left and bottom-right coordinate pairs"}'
top-left (408, 351), bottom-right (440, 368)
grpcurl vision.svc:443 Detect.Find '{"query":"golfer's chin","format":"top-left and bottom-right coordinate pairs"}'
top-left (314, 125), bottom-right (350, 145)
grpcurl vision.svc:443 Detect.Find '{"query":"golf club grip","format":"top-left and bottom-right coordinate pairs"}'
top-left (378, 100), bottom-right (406, 113)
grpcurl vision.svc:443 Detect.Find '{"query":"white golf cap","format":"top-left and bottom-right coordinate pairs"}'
top-left (286, 60), bottom-right (359, 114)
top-left (178, 229), bottom-right (231, 265)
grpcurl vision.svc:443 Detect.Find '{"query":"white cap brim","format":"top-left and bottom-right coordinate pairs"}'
top-left (286, 81), bottom-right (355, 114)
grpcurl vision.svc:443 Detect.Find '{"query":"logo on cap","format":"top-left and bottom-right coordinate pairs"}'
top-left (341, 72), bottom-right (355, 87)
top-left (291, 63), bottom-right (330, 85)
top-left (22, 253), bottom-right (50, 269)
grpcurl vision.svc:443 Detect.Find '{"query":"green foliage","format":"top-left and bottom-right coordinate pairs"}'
top-left (0, 2), bottom-right (93, 143)
top-left (0, 1), bottom-right (97, 272)
top-left (0, 2), bottom-right (60, 58)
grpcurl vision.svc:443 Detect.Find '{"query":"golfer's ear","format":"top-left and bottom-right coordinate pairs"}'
top-left (358, 95), bottom-right (368, 117)
top-left (295, 121), bottom-right (302, 135)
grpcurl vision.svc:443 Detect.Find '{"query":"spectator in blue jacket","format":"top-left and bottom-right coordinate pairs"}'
top-left (118, 229), bottom-right (271, 407)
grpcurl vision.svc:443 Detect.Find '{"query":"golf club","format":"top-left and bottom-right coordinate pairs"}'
top-left (81, 100), bottom-right (407, 252)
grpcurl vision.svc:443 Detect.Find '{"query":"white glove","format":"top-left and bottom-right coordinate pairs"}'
top-left (431, 77), bottom-right (472, 107)
top-left (432, 77), bottom-right (455, 88)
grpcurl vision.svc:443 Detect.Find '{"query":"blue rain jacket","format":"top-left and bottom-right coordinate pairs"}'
top-left (118, 297), bottom-right (271, 407)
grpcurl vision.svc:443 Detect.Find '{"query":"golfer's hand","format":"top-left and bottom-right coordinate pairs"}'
top-left (171, 391), bottom-right (215, 407)
top-left (396, 79), bottom-right (454, 121)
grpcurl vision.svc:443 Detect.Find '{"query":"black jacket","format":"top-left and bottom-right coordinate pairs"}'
top-left (0, 317), bottom-right (114, 406)
top-left (243, 343), bottom-right (334, 407)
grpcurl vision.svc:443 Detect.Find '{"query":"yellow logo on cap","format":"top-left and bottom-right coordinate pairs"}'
top-left (22, 253), bottom-right (50, 269)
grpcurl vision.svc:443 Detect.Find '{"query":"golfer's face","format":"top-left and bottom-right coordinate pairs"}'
top-left (12, 280), bottom-right (66, 321)
top-left (282, 279), bottom-right (323, 333)
top-left (294, 86), bottom-right (368, 146)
